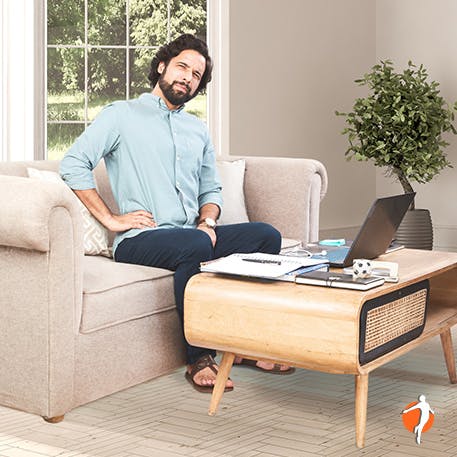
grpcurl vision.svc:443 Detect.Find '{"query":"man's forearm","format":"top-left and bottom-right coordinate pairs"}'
top-left (74, 189), bottom-right (116, 227)
top-left (74, 188), bottom-right (156, 232)
top-left (198, 203), bottom-right (220, 223)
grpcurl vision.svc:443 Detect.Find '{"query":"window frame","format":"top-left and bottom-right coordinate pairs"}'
top-left (207, 0), bottom-right (230, 156)
top-left (36, 0), bottom-right (228, 160)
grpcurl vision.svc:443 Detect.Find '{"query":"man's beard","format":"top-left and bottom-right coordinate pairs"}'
top-left (158, 74), bottom-right (194, 106)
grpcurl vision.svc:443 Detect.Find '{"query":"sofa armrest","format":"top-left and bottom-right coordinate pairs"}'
top-left (0, 175), bottom-right (84, 417)
top-left (0, 175), bottom-right (83, 251)
top-left (242, 157), bottom-right (328, 244)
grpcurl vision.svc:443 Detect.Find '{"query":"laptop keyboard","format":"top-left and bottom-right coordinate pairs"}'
top-left (326, 247), bottom-right (350, 264)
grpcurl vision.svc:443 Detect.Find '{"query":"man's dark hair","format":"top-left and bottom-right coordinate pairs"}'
top-left (148, 34), bottom-right (213, 94)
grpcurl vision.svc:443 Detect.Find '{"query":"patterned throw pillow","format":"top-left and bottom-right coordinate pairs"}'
top-left (27, 168), bottom-right (110, 256)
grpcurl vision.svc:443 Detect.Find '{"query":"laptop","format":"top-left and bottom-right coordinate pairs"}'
top-left (325, 193), bottom-right (415, 267)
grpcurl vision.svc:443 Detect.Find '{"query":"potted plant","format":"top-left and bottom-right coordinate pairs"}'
top-left (337, 60), bottom-right (457, 249)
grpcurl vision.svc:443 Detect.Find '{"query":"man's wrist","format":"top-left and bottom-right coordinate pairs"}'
top-left (198, 217), bottom-right (217, 229)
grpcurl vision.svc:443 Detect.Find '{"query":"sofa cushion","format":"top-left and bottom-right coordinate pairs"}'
top-left (81, 237), bottom-right (301, 333)
top-left (216, 159), bottom-right (250, 225)
top-left (81, 256), bottom-right (175, 334)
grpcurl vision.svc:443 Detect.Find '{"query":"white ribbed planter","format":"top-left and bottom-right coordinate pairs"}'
top-left (395, 209), bottom-right (433, 250)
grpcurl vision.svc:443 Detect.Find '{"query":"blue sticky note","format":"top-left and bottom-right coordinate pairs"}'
top-left (319, 239), bottom-right (346, 247)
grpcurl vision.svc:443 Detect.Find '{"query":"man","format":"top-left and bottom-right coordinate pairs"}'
top-left (60, 34), bottom-right (293, 393)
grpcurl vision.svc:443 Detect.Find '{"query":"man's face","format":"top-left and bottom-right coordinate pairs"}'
top-left (157, 49), bottom-right (206, 107)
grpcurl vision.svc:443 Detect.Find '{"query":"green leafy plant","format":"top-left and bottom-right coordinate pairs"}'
top-left (336, 60), bottom-right (457, 209)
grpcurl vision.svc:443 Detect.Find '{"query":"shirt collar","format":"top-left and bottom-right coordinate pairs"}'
top-left (140, 93), bottom-right (185, 113)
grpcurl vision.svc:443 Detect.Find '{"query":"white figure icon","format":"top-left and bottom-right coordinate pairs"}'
top-left (402, 394), bottom-right (434, 444)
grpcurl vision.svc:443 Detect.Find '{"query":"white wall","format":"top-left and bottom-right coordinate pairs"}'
top-left (229, 0), bottom-right (457, 248)
top-left (229, 0), bottom-right (378, 237)
top-left (376, 0), bottom-right (457, 250)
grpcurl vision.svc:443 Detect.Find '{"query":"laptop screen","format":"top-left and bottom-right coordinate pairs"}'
top-left (339, 193), bottom-right (415, 267)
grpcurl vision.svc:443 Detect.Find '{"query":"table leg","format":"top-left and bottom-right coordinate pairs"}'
top-left (355, 373), bottom-right (369, 448)
top-left (208, 352), bottom-right (235, 416)
top-left (440, 329), bottom-right (457, 384)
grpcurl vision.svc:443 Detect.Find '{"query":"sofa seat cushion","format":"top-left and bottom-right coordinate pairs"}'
top-left (81, 256), bottom-right (175, 334)
top-left (81, 237), bottom-right (301, 333)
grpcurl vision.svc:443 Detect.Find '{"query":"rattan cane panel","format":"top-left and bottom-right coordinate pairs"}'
top-left (364, 288), bottom-right (427, 352)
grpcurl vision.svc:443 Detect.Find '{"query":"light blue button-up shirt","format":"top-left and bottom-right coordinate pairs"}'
top-left (60, 93), bottom-right (222, 254)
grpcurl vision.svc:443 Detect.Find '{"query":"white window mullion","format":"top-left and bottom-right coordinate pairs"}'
top-left (126, 0), bottom-right (130, 100)
top-left (84, 0), bottom-right (89, 128)
top-left (167, 0), bottom-right (171, 43)
top-left (207, 0), bottom-right (230, 156)
top-left (35, 0), bottom-right (46, 159)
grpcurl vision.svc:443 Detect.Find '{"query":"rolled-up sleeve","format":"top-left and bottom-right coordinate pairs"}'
top-left (198, 138), bottom-right (223, 210)
top-left (60, 104), bottom-right (120, 190)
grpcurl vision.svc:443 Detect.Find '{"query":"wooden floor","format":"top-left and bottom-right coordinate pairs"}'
top-left (1, 329), bottom-right (457, 457)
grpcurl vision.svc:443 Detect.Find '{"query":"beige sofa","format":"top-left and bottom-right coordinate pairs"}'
top-left (0, 156), bottom-right (327, 421)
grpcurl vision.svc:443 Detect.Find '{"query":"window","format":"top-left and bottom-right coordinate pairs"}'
top-left (46, 0), bottom-right (207, 160)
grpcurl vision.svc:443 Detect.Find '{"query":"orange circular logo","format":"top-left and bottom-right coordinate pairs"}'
top-left (402, 401), bottom-right (434, 433)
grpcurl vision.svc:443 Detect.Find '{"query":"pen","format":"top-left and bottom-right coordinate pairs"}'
top-left (242, 258), bottom-right (282, 265)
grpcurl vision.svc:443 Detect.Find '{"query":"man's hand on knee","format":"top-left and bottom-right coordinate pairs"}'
top-left (197, 225), bottom-right (217, 247)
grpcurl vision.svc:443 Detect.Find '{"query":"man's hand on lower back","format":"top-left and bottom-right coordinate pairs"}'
top-left (106, 210), bottom-right (156, 232)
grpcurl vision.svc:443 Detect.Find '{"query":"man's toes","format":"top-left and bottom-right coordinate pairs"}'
top-left (199, 374), bottom-right (215, 386)
top-left (187, 363), bottom-right (234, 390)
top-left (256, 361), bottom-right (275, 370)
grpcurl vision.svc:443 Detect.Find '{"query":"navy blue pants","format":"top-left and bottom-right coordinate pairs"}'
top-left (115, 222), bottom-right (281, 364)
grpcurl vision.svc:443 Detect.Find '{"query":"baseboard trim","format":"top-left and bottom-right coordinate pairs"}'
top-left (319, 226), bottom-right (360, 241)
top-left (433, 225), bottom-right (457, 252)
top-left (320, 224), bottom-right (457, 252)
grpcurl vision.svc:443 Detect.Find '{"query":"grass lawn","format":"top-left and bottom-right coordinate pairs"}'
top-left (47, 91), bottom-right (207, 160)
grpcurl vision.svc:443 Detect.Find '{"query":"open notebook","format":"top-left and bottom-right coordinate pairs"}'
top-left (200, 253), bottom-right (328, 280)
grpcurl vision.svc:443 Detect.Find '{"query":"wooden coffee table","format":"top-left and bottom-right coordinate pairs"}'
top-left (184, 249), bottom-right (457, 448)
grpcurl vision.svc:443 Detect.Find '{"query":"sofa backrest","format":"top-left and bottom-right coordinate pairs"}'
top-left (0, 156), bottom-right (328, 245)
top-left (241, 156), bottom-right (327, 244)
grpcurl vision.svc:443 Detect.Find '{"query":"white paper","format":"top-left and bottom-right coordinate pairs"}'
top-left (200, 253), bottom-right (328, 279)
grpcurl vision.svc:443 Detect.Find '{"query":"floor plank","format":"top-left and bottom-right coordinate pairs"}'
top-left (0, 330), bottom-right (456, 456)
